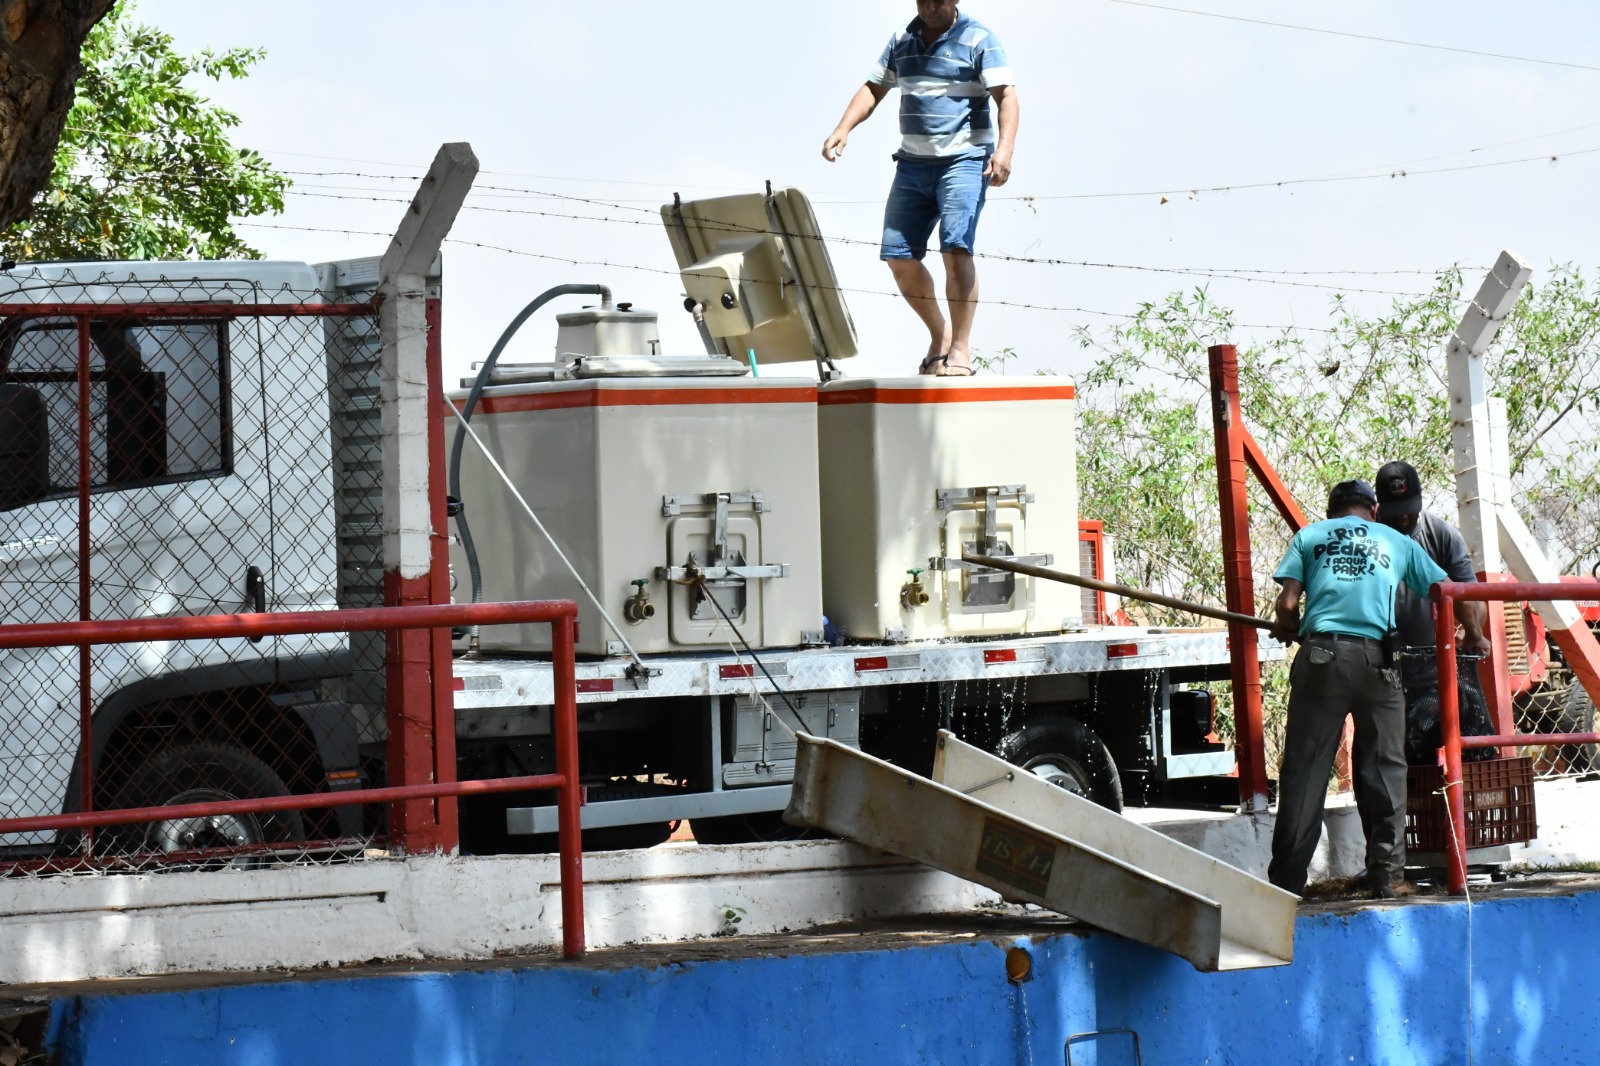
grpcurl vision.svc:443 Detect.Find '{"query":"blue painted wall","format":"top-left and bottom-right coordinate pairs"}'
top-left (45, 891), bottom-right (1600, 1066)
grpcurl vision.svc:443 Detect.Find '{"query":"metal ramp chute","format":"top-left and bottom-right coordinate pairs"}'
top-left (784, 731), bottom-right (1295, 972)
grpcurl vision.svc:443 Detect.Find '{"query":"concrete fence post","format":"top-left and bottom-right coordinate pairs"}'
top-left (378, 142), bottom-right (479, 852)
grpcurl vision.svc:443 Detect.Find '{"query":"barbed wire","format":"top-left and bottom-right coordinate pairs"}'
top-left (812, 145), bottom-right (1600, 204)
top-left (47, 157), bottom-right (1456, 292)
top-left (255, 117), bottom-right (1600, 204)
top-left (235, 219), bottom-right (1345, 335)
top-left (1104, 0), bottom-right (1600, 73)
top-left (282, 187), bottom-right (1436, 299)
top-left (282, 170), bottom-right (1474, 272)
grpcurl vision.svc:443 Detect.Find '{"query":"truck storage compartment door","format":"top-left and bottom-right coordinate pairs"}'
top-left (723, 689), bottom-right (861, 787)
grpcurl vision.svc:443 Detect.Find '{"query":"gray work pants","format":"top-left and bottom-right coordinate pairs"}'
top-left (1268, 635), bottom-right (1406, 895)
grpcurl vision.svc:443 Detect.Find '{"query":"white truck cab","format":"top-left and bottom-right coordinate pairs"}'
top-left (0, 260), bottom-right (359, 850)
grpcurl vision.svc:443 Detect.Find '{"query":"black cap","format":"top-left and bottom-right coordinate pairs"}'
top-left (1374, 460), bottom-right (1423, 520)
top-left (1328, 479), bottom-right (1378, 512)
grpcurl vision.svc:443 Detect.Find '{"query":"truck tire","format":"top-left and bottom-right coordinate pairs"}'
top-left (997, 715), bottom-right (1123, 812)
top-left (110, 741), bottom-right (305, 862)
top-left (1559, 683), bottom-right (1597, 774)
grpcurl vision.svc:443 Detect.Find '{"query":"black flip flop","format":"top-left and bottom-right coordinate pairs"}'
top-left (936, 362), bottom-right (974, 377)
top-left (917, 353), bottom-right (949, 375)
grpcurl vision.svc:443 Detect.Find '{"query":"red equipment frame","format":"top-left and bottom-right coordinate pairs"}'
top-left (1077, 520), bottom-right (1110, 625)
top-left (1209, 344), bottom-right (1310, 809)
top-left (1434, 579), bottom-right (1600, 896)
top-left (0, 599), bottom-right (589, 959)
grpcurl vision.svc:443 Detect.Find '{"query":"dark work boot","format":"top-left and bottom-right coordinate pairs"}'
top-left (1358, 869), bottom-right (1399, 900)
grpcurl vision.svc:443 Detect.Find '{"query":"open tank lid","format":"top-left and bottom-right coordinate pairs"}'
top-left (661, 186), bottom-right (858, 367)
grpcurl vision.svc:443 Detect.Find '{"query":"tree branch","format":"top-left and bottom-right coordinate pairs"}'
top-left (0, 0), bottom-right (115, 228)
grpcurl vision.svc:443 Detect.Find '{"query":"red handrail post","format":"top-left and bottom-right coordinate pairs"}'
top-left (551, 612), bottom-right (585, 959)
top-left (425, 295), bottom-right (459, 853)
top-left (1208, 344), bottom-right (1270, 811)
top-left (385, 588), bottom-right (439, 852)
top-left (1435, 592), bottom-right (1469, 895)
top-left (1479, 572), bottom-right (1517, 757)
top-left (75, 315), bottom-right (94, 844)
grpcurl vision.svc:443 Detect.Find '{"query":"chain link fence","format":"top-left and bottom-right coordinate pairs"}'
top-left (1517, 671), bottom-right (1598, 778)
top-left (1496, 597), bottom-right (1599, 778)
top-left (0, 266), bottom-right (393, 875)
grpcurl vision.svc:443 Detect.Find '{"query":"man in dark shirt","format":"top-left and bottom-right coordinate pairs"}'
top-left (1375, 460), bottom-right (1497, 768)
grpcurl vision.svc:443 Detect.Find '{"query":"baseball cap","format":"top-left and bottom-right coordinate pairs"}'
top-left (1328, 479), bottom-right (1378, 511)
top-left (1374, 460), bottom-right (1423, 520)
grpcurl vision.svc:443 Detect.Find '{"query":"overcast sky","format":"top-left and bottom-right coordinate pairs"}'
top-left (140, 0), bottom-right (1600, 383)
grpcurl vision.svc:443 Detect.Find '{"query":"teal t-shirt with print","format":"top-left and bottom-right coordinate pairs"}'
top-left (1273, 516), bottom-right (1448, 640)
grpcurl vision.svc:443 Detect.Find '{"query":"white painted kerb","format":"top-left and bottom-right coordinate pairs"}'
top-left (8, 780), bottom-right (1594, 987)
top-left (0, 841), bottom-right (995, 986)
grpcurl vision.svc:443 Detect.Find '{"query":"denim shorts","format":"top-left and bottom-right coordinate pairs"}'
top-left (880, 155), bottom-right (990, 260)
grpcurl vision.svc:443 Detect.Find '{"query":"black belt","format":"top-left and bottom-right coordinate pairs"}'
top-left (1306, 633), bottom-right (1383, 648)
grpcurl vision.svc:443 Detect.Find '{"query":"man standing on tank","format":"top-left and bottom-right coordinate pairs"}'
top-left (822, 0), bottom-right (1019, 377)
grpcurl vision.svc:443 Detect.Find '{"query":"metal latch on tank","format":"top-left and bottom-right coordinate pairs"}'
top-left (656, 491), bottom-right (790, 622)
top-left (927, 484), bottom-right (1053, 609)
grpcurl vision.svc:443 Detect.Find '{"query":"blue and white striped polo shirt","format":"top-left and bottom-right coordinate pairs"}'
top-left (868, 12), bottom-right (1015, 162)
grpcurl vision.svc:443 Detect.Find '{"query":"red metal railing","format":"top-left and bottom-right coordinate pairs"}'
top-left (1209, 344), bottom-right (1310, 810)
top-left (1435, 579), bottom-right (1600, 896)
top-left (0, 599), bottom-right (588, 958)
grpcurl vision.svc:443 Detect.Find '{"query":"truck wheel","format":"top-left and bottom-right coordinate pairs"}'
top-left (998, 716), bottom-right (1123, 812)
top-left (1559, 684), bottom-right (1597, 774)
top-left (111, 741), bottom-right (305, 862)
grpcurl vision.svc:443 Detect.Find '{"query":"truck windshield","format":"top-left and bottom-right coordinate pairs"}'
top-left (0, 316), bottom-right (229, 507)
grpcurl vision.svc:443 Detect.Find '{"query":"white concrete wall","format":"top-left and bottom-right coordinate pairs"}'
top-left (0, 841), bottom-right (997, 986)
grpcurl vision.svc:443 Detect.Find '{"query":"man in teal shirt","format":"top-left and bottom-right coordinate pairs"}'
top-left (1269, 479), bottom-right (1449, 897)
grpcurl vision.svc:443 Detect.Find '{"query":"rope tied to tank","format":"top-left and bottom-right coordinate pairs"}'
top-left (670, 567), bottom-right (806, 735)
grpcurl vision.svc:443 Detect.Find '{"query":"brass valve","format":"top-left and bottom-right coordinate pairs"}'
top-left (623, 579), bottom-right (656, 624)
top-left (900, 567), bottom-right (930, 610)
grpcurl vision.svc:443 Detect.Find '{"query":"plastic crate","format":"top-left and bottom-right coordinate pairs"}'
top-left (1406, 756), bottom-right (1536, 852)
